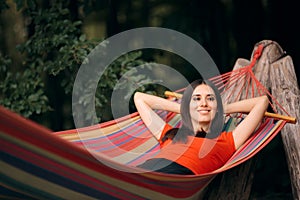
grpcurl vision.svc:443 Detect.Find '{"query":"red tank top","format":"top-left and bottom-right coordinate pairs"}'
top-left (154, 124), bottom-right (236, 175)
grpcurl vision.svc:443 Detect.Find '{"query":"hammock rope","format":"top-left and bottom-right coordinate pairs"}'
top-left (209, 44), bottom-right (292, 121)
top-left (0, 43), bottom-right (295, 199)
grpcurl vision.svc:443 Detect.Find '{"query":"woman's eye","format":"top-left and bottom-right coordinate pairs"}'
top-left (207, 97), bottom-right (215, 101)
top-left (192, 97), bottom-right (201, 101)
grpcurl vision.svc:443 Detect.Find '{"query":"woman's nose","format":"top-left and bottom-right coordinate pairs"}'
top-left (199, 98), bottom-right (207, 106)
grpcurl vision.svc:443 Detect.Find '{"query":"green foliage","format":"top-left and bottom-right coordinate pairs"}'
top-left (0, 0), bottom-right (156, 126)
top-left (0, 1), bottom-right (97, 119)
top-left (0, 53), bottom-right (50, 117)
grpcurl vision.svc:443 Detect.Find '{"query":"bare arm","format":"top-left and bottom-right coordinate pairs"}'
top-left (223, 95), bottom-right (269, 149)
top-left (134, 92), bottom-right (180, 140)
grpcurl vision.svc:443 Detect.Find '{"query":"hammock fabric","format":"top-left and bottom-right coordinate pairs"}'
top-left (0, 44), bottom-right (290, 199)
top-left (0, 106), bottom-right (286, 200)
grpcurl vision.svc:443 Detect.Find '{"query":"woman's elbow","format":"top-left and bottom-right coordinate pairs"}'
top-left (260, 95), bottom-right (269, 110)
top-left (134, 92), bottom-right (143, 102)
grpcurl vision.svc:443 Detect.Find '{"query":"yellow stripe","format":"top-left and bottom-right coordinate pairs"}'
top-left (168, 114), bottom-right (182, 126)
top-left (111, 136), bottom-right (158, 164)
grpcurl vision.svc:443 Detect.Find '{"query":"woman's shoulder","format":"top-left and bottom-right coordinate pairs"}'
top-left (218, 131), bottom-right (236, 150)
top-left (218, 131), bottom-right (234, 139)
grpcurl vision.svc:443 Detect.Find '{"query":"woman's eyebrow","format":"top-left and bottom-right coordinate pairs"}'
top-left (192, 93), bottom-right (215, 97)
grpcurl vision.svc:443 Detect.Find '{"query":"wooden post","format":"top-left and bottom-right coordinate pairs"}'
top-left (203, 40), bottom-right (300, 199)
top-left (269, 53), bottom-right (300, 199)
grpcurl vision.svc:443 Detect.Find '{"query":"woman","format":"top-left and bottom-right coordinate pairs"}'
top-left (134, 79), bottom-right (268, 175)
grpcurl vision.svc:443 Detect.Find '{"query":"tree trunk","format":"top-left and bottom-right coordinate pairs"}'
top-left (0, 0), bottom-right (26, 68)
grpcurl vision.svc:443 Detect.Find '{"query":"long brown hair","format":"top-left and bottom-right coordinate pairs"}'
top-left (162, 79), bottom-right (224, 143)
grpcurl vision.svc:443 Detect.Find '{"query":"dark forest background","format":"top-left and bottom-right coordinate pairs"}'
top-left (1, 0), bottom-right (299, 199)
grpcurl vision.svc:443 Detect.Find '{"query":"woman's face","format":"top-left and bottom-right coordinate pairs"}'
top-left (189, 84), bottom-right (218, 132)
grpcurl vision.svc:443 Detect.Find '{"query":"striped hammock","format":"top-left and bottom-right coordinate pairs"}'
top-left (0, 44), bottom-right (293, 199)
top-left (0, 105), bottom-right (287, 200)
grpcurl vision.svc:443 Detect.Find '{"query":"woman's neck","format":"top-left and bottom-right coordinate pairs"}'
top-left (193, 122), bottom-right (210, 134)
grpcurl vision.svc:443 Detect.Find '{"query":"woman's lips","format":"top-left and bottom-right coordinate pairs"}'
top-left (197, 109), bottom-right (211, 114)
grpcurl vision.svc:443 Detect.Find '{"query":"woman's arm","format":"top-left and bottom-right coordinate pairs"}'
top-left (223, 95), bottom-right (269, 149)
top-left (134, 92), bottom-right (180, 140)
